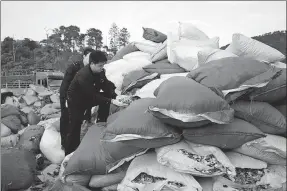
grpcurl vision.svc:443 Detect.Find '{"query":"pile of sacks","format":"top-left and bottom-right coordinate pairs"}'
top-left (54, 22), bottom-right (286, 191)
top-left (1, 84), bottom-right (67, 190)
top-left (1, 88), bottom-right (128, 190)
top-left (1, 102), bottom-right (64, 190)
top-left (1, 84), bottom-right (62, 150)
top-left (18, 84), bottom-right (62, 119)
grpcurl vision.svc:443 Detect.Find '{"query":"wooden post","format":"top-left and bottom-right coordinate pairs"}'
top-left (18, 80), bottom-right (21, 88)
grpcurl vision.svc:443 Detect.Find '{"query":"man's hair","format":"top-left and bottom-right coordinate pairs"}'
top-left (89, 50), bottom-right (107, 64)
top-left (83, 47), bottom-right (94, 56)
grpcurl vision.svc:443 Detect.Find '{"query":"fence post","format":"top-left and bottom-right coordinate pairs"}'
top-left (19, 80), bottom-right (21, 88)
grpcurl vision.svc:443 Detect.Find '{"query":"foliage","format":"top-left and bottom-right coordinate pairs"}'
top-left (1, 23), bottom-right (129, 73)
top-left (86, 28), bottom-right (103, 50)
top-left (118, 27), bottom-right (130, 47)
top-left (108, 23), bottom-right (120, 55)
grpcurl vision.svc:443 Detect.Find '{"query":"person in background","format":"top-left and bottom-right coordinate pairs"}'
top-left (65, 50), bottom-right (127, 155)
top-left (59, 47), bottom-right (94, 151)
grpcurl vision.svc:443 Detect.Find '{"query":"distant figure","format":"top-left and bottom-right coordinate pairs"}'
top-left (65, 50), bottom-right (127, 155)
top-left (59, 47), bottom-right (94, 151)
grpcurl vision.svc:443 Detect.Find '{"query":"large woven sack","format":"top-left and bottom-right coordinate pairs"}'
top-left (151, 40), bottom-right (168, 62)
top-left (183, 118), bottom-right (266, 149)
top-left (51, 118), bottom-right (60, 132)
top-left (1, 148), bottom-right (36, 190)
top-left (50, 179), bottom-right (92, 191)
top-left (25, 88), bottom-right (36, 96)
top-left (63, 124), bottom-right (148, 176)
top-left (1, 134), bottom-right (20, 147)
top-left (196, 178), bottom-right (214, 191)
top-left (177, 21), bottom-right (210, 40)
top-left (118, 152), bottom-right (202, 191)
top-left (22, 95), bottom-right (39, 105)
top-left (105, 55), bottom-right (152, 91)
top-left (214, 152), bottom-right (285, 190)
top-left (50, 93), bottom-right (60, 103)
top-left (4, 95), bottom-right (20, 108)
top-left (155, 141), bottom-right (236, 177)
top-left (269, 165), bottom-right (287, 191)
top-left (1, 123), bottom-right (12, 137)
top-left (27, 111), bottom-right (41, 125)
top-left (109, 43), bottom-right (139, 63)
top-left (41, 104), bottom-right (60, 116)
top-left (122, 51), bottom-right (151, 61)
top-left (225, 33), bottom-right (285, 63)
top-left (1, 104), bottom-right (20, 118)
top-left (187, 57), bottom-right (281, 102)
top-left (101, 184), bottom-right (118, 191)
top-left (225, 151), bottom-right (267, 169)
top-left (59, 152), bottom-right (74, 178)
top-left (231, 101), bottom-right (286, 135)
top-left (143, 60), bottom-right (186, 74)
top-left (38, 117), bottom-right (60, 130)
top-left (1, 114), bottom-right (22, 133)
top-left (244, 68), bottom-right (286, 103)
top-left (64, 174), bottom-right (91, 187)
top-left (40, 128), bottom-right (65, 164)
top-left (149, 77), bottom-right (234, 128)
top-left (134, 40), bottom-right (163, 55)
top-left (121, 69), bottom-right (159, 94)
top-left (102, 98), bottom-right (181, 148)
top-left (21, 106), bottom-right (34, 114)
top-left (142, 27), bottom-right (167, 43)
top-left (275, 104), bottom-right (286, 118)
top-left (167, 35), bottom-right (219, 71)
top-left (17, 125), bottom-right (45, 153)
top-left (197, 47), bottom-right (238, 66)
top-left (234, 134), bottom-right (286, 165)
top-left (19, 110), bottom-right (28, 126)
top-left (107, 110), bottom-right (124, 125)
top-left (272, 61), bottom-right (287, 69)
top-left (89, 170), bottom-right (126, 188)
top-left (134, 73), bottom-right (188, 98)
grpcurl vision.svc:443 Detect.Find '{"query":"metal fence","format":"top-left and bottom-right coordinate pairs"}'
top-left (1, 80), bottom-right (34, 89)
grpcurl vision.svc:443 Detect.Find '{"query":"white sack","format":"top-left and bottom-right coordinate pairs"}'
top-left (40, 128), bottom-right (65, 164)
top-left (134, 40), bottom-right (163, 55)
top-left (118, 152), bottom-right (202, 191)
top-left (225, 33), bottom-right (285, 63)
top-left (155, 140), bottom-right (236, 177)
top-left (234, 134), bottom-right (286, 165)
top-left (167, 35), bottom-right (220, 71)
top-left (197, 47), bottom-right (238, 65)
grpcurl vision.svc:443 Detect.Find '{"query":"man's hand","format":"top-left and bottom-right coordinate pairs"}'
top-left (111, 99), bottom-right (129, 107)
top-left (65, 100), bottom-right (68, 108)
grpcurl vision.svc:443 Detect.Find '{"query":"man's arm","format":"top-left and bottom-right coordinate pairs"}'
top-left (100, 70), bottom-right (117, 99)
top-left (77, 74), bottom-right (112, 105)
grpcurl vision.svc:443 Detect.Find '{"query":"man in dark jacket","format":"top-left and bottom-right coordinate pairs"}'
top-left (59, 47), bottom-right (94, 150)
top-left (65, 50), bottom-right (127, 155)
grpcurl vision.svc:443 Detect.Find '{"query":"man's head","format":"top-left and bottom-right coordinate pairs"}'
top-left (83, 47), bottom-right (95, 66)
top-left (89, 50), bottom-right (108, 73)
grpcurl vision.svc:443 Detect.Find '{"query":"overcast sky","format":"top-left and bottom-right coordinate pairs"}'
top-left (1, 1), bottom-right (286, 46)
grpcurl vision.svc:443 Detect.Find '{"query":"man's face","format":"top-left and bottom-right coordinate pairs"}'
top-left (83, 52), bottom-right (91, 66)
top-left (91, 62), bottom-right (106, 73)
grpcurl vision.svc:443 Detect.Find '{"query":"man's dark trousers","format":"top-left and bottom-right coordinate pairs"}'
top-left (65, 92), bottom-right (112, 156)
top-left (60, 98), bottom-right (69, 150)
